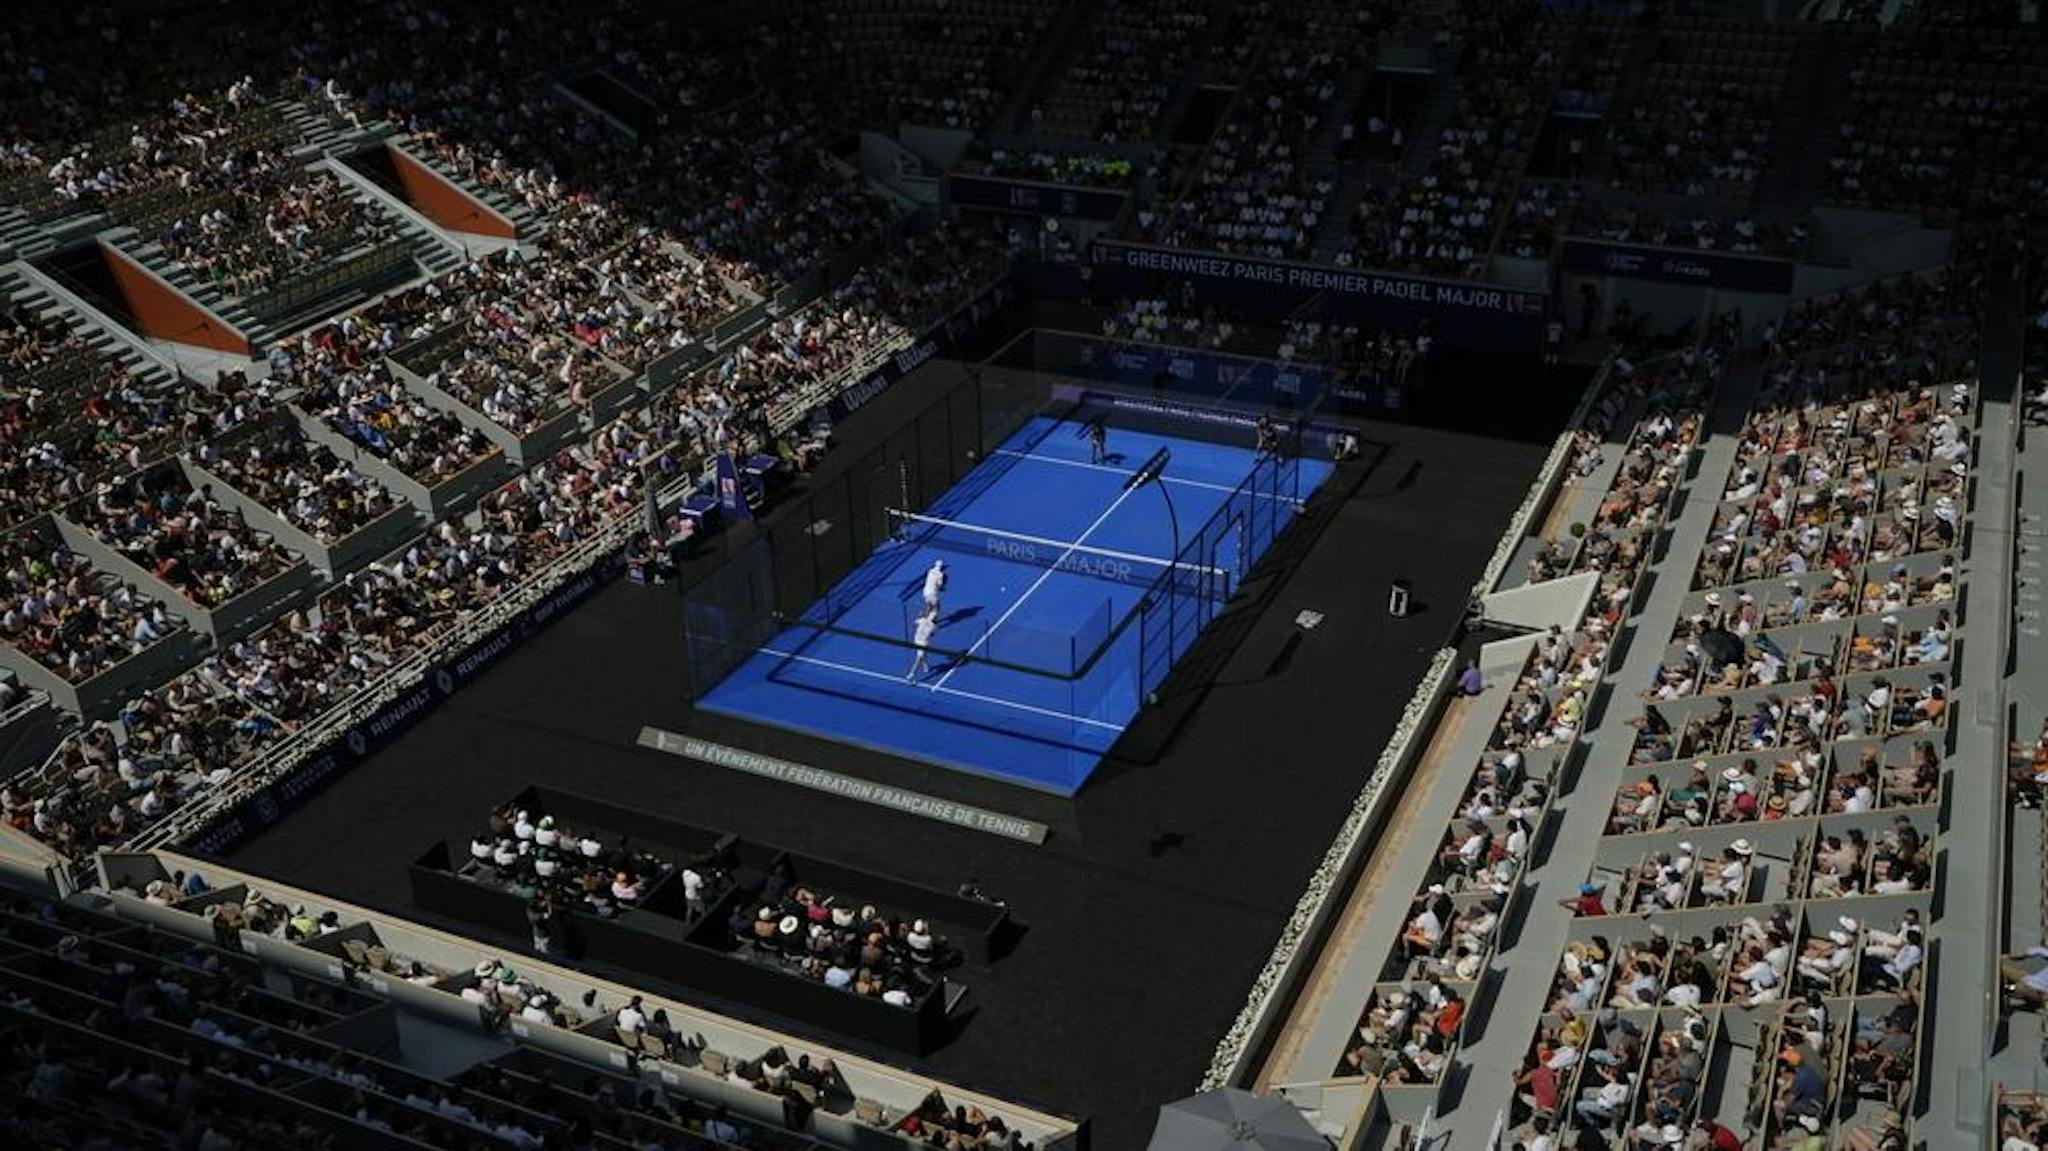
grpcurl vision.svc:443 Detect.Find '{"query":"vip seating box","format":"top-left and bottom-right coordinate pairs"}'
top-left (182, 424), bottom-right (426, 579)
top-left (287, 397), bottom-right (513, 523)
top-left (408, 785), bottom-right (1010, 1054)
top-left (50, 493), bottom-right (320, 646)
top-left (387, 339), bottom-right (640, 470)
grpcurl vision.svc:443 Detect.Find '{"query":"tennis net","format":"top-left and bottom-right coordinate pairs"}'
top-left (884, 508), bottom-right (1233, 599)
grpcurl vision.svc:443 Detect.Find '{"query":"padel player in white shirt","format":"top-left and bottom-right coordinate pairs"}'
top-left (908, 604), bottom-right (940, 681)
top-left (921, 558), bottom-right (948, 612)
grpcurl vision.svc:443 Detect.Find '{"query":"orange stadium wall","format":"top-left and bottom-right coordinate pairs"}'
top-left (387, 145), bottom-right (517, 239)
top-left (97, 241), bottom-right (252, 356)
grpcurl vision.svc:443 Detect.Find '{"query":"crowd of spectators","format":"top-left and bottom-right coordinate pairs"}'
top-left (834, 222), bottom-right (1007, 336)
top-left (462, 802), bottom-right (685, 947)
top-left (0, 300), bottom-right (89, 375)
top-left (718, 293), bottom-right (915, 423)
top-left (2, 678), bottom-right (273, 857)
top-left (2000, 1092), bottom-right (2048, 1151)
top-left (728, 863), bottom-right (953, 1011)
top-left (1334, 0), bottom-right (1554, 278)
top-left (0, 526), bottom-right (186, 683)
top-left (1281, 320), bottom-right (1434, 395)
top-left (1505, 271), bottom-right (1979, 1150)
top-left (0, 302), bottom-right (276, 534)
top-left (1340, 351), bottom-right (1715, 1092)
top-left (195, 424), bottom-right (401, 544)
top-left (2, 876), bottom-right (912, 1151)
top-left (388, 253), bottom-right (633, 436)
top-left (210, 508), bottom-right (572, 728)
top-left (1608, 23), bottom-right (1789, 201)
top-left (2, 77), bottom-right (288, 220)
top-left (1826, 26), bottom-right (2048, 225)
top-left (1031, 0), bottom-right (1206, 144)
top-left (801, 0), bottom-right (1051, 133)
top-left (1567, 194), bottom-right (1807, 257)
top-left (157, 166), bottom-right (398, 302)
top-left (967, 147), bottom-right (1145, 188)
top-left (71, 469), bottom-right (299, 609)
top-left (1143, 4), bottom-right (1383, 261)
top-left (2, 211), bottom-right (996, 861)
top-left (279, 307), bottom-right (501, 488)
top-left (1104, 297), bottom-right (1249, 352)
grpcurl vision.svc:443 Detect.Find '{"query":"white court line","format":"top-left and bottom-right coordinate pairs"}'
top-left (932, 479), bottom-right (1145, 693)
top-left (993, 447), bottom-right (1299, 499)
top-left (760, 647), bottom-right (1125, 733)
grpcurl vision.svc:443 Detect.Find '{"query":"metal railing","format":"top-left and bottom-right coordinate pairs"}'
top-left (130, 514), bottom-right (639, 851)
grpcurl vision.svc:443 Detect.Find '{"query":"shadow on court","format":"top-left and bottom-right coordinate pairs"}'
top-left (1104, 436), bottom-right (1390, 767)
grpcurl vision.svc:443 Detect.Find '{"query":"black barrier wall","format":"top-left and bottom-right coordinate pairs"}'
top-left (182, 552), bottom-right (628, 858)
top-left (409, 786), bottom-right (1010, 1054)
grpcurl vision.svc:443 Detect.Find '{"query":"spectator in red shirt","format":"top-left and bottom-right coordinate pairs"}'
top-left (1695, 1118), bottom-right (1744, 1151)
top-left (1561, 882), bottom-right (1607, 916)
top-left (1514, 1064), bottom-right (1560, 1127)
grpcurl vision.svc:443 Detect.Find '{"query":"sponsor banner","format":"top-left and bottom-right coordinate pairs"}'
top-left (1087, 340), bottom-right (1330, 410)
top-left (1093, 241), bottom-right (1546, 316)
top-left (1067, 337), bottom-right (1403, 415)
top-left (639, 728), bottom-right (1049, 844)
top-left (826, 281), bottom-right (1011, 422)
top-left (1560, 238), bottom-right (1795, 294)
top-left (947, 173), bottom-right (1128, 222)
top-left (715, 452), bottom-right (752, 521)
top-left (181, 552), bottom-right (631, 858)
top-left (1088, 241), bottom-right (1548, 353)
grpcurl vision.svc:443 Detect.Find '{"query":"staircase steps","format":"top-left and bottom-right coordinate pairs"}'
top-left (997, 2), bottom-right (1094, 136)
top-left (1400, 74), bottom-right (1462, 178)
top-left (0, 266), bottom-right (175, 388)
top-left (1751, 29), bottom-right (1860, 212)
top-left (1579, 33), bottom-right (1659, 188)
top-left (406, 146), bottom-right (545, 240)
top-left (0, 206), bottom-right (55, 261)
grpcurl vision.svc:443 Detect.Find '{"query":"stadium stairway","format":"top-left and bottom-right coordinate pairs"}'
top-left (0, 262), bottom-right (180, 394)
top-left (1954, 261), bottom-right (2048, 1124)
top-left (1151, 0), bottom-right (1242, 145)
top-left (319, 155), bottom-right (467, 279)
top-left (1302, 64), bottom-right (1374, 171)
top-left (279, 97), bottom-right (394, 157)
top-left (1576, 34), bottom-right (1658, 190)
top-left (1308, 161), bottom-right (1392, 263)
top-left (392, 141), bottom-right (545, 243)
top-left (993, 1), bottom-right (1092, 136)
top-left (0, 205), bottom-right (55, 261)
top-left (1445, 347), bottom-right (1765, 1143)
top-left (1398, 73), bottom-right (1462, 180)
top-left (1751, 28), bottom-right (1861, 213)
top-left (107, 228), bottom-right (274, 352)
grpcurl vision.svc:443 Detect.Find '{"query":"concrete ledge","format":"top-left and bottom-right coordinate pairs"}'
top-left (1203, 645), bottom-right (1464, 1092)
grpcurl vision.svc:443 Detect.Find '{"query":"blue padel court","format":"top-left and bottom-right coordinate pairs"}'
top-left (695, 415), bottom-right (1335, 793)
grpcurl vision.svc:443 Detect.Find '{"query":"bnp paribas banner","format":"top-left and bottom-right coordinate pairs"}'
top-left (1090, 241), bottom-right (1547, 351)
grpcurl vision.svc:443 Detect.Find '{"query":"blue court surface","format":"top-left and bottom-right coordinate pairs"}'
top-left (697, 417), bottom-right (1334, 793)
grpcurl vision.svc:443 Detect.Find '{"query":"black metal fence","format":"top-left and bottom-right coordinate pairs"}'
top-left (681, 363), bottom-right (1318, 708)
top-left (683, 369), bottom-right (1024, 698)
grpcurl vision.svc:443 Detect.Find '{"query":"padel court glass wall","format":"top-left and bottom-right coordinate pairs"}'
top-left (681, 357), bottom-right (1320, 788)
